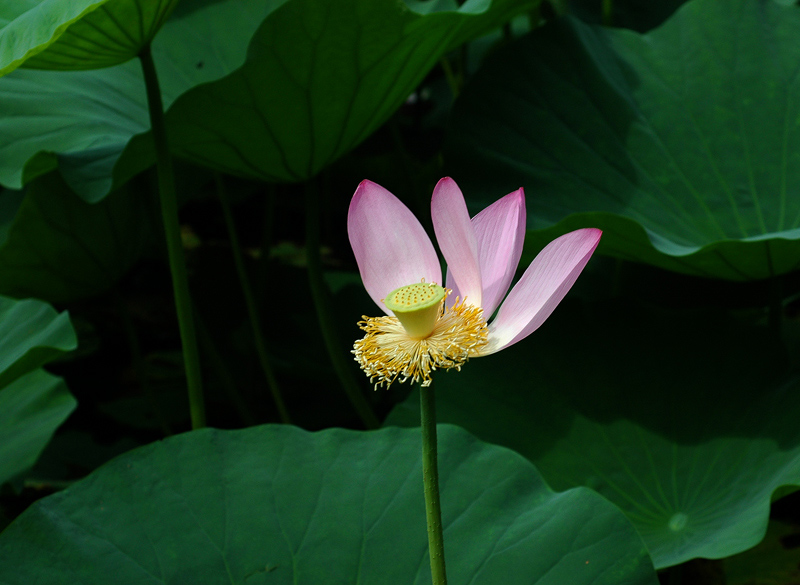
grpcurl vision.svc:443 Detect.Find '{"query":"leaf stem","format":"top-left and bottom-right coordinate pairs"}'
top-left (139, 44), bottom-right (205, 429)
top-left (304, 179), bottom-right (380, 429)
top-left (215, 173), bottom-right (291, 424)
top-left (420, 385), bottom-right (447, 585)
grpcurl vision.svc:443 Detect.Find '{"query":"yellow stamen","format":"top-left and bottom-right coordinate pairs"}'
top-left (353, 296), bottom-right (488, 389)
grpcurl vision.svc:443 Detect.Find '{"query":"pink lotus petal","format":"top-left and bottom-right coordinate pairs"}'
top-left (446, 188), bottom-right (525, 315)
top-left (348, 180), bottom-right (441, 314)
top-left (432, 178), bottom-right (482, 309)
top-left (482, 228), bottom-right (602, 354)
top-left (470, 188), bottom-right (526, 318)
top-left (444, 269), bottom-right (461, 306)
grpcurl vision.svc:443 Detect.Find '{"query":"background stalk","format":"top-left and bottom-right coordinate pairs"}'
top-left (215, 173), bottom-right (291, 424)
top-left (114, 289), bottom-right (173, 436)
top-left (304, 180), bottom-right (380, 429)
top-left (195, 316), bottom-right (256, 427)
top-left (420, 385), bottom-right (447, 585)
top-left (139, 44), bottom-right (205, 429)
top-left (602, 0), bottom-right (613, 24)
top-left (765, 241), bottom-right (783, 338)
top-left (256, 185), bottom-right (276, 302)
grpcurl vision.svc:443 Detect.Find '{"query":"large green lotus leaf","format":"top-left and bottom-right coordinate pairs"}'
top-left (0, 173), bottom-right (154, 304)
top-left (386, 300), bottom-right (800, 568)
top-left (0, 0), bottom-right (287, 202)
top-left (0, 425), bottom-right (659, 584)
top-left (164, 0), bottom-right (536, 182)
top-left (0, 0), bottom-right (534, 202)
top-left (0, 1), bottom-right (107, 75)
top-left (445, 0), bottom-right (800, 281)
top-left (19, 0), bottom-right (180, 72)
top-left (0, 295), bottom-right (76, 391)
top-left (0, 63), bottom-right (148, 196)
top-left (0, 0), bottom-right (181, 75)
top-left (0, 370), bottom-right (76, 486)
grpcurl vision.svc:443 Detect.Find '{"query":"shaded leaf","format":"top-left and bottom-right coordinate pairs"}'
top-left (0, 371), bottom-right (76, 486)
top-left (0, 295), bottom-right (76, 485)
top-left (0, 0), bottom-right (286, 201)
top-left (0, 0), bottom-right (535, 202)
top-left (0, 296), bottom-right (76, 391)
top-left (0, 173), bottom-right (155, 303)
top-left (446, 0), bottom-right (800, 280)
top-left (166, 0), bottom-right (536, 182)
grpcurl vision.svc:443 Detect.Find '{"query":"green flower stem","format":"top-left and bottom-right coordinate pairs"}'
top-left (139, 44), bottom-right (205, 430)
top-left (420, 385), bottom-right (447, 585)
top-left (304, 180), bottom-right (380, 430)
top-left (215, 174), bottom-right (291, 424)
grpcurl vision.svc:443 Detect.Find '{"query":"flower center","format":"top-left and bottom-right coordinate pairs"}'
top-left (353, 294), bottom-right (489, 390)
top-left (383, 282), bottom-right (446, 339)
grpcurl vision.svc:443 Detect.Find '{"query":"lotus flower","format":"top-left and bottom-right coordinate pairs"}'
top-left (348, 177), bottom-right (601, 388)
